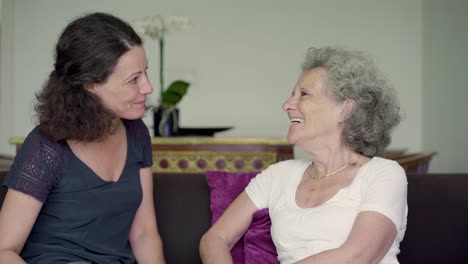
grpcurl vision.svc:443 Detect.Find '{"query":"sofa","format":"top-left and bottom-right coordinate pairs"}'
top-left (1, 171), bottom-right (468, 264)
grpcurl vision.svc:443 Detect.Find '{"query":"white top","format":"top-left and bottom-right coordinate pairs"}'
top-left (245, 157), bottom-right (408, 264)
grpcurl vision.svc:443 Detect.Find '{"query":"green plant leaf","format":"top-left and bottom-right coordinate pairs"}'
top-left (161, 80), bottom-right (190, 107)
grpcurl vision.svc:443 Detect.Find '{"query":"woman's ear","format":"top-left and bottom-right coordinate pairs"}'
top-left (84, 83), bottom-right (97, 93)
top-left (340, 99), bottom-right (356, 122)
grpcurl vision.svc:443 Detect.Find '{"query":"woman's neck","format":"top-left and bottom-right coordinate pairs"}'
top-left (307, 145), bottom-right (361, 176)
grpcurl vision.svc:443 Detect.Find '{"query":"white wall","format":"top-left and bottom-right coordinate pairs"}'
top-left (422, 0), bottom-right (468, 173)
top-left (0, 0), bottom-right (14, 155)
top-left (1, 0), bottom-right (422, 160)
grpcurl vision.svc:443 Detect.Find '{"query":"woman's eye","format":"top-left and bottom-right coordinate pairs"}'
top-left (300, 91), bottom-right (308, 96)
top-left (129, 77), bottom-right (138, 84)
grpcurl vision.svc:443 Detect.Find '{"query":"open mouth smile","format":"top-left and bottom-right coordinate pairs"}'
top-left (290, 117), bottom-right (304, 124)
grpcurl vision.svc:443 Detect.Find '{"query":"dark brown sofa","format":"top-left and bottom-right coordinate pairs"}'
top-left (1, 171), bottom-right (468, 264)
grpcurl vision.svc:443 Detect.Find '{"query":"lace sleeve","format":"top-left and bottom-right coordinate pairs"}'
top-left (3, 128), bottom-right (66, 202)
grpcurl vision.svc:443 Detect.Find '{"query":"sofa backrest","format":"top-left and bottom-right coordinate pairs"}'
top-left (153, 173), bottom-right (210, 264)
top-left (1, 171), bottom-right (468, 264)
top-left (397, 173), bottom-right (468, 263)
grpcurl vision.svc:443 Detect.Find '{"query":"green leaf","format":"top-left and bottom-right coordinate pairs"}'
top-left (161, 80), bottom-right (190, 107)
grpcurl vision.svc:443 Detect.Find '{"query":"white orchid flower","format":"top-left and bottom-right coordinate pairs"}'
top-left (166, 16), bottom-right (192, 33)
top-left (132, 15), bottom-right (191, 39)
top-left (131, 16), bottom-right (160, 39)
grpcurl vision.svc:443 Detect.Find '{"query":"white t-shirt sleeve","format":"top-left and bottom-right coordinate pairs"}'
top-left (358, 159), bottom-right (408, 229)
top-left (245, 165), bottom-right (274, 210)
top-left (245, 160), bottom-right (307, 210)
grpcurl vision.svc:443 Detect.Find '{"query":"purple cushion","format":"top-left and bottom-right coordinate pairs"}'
top-left (206, 171), bottom-right (278, 264)
top-left (244, 209), bottom-right (279, 264)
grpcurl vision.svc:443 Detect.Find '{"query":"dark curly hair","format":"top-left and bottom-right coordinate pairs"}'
top-left (302, 46), bottom-right (401, 157)
top-left (35, 12), bottom-right (142, 141)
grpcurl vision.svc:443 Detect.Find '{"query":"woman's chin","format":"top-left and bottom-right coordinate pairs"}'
top-left (287, 133), bottom-right (299, 145)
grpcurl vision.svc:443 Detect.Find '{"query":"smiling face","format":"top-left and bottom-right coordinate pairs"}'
top-left (88, 45), bottom-right (153, 120)
top-left (283, 67), bottom-right (346, 148)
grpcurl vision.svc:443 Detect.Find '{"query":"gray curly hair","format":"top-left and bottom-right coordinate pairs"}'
top-left (302, 46), bottom-right (401, 157)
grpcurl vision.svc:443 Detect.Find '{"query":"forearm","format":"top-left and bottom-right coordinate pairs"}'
top-left (0, 250), bottom-right (27, 264)
top-left (131, 233), bottom-right (165, 264)
top-left (199, 234), bottom-right (233, 264)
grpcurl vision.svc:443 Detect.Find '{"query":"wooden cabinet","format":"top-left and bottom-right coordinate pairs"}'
top-left (0, 154), bottom-right (14, 172)
top-left (151, 137), bottom-right (293, 173)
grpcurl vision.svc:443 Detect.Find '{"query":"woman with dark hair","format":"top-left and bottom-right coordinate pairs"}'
top-left (200, 47), bottom-right (407, 264)
top-left (0, 12), bottom-right (165, 263)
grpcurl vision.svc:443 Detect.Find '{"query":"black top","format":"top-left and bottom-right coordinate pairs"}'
top-left (3, 119), bottom-right (153, 264)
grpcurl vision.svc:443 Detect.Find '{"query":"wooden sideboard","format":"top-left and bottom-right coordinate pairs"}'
top-left (9, 137), bottom-right (294, 173)
top-left (0, 154), bottom-right (14, 172)
top-left (151, 137), bottom-right (293, 173)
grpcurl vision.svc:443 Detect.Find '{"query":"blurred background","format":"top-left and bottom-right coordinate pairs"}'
top-left (0, 0), bottom-right (467, 172)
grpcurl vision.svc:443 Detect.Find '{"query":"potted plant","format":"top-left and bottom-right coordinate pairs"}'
top-left (132, 15), bottom-right (191, 136)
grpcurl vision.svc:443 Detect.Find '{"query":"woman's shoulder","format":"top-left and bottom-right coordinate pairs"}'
top-left (5, 126), bottom-right (70, 202)
top-left (360, 156), bottom-right (407, 182)
top-left (366, 157), bottom-right (403, 170)
top-left (263, 159), bottom-right (310, 176)
top-left (274, 159), bottom-right (310, 167)
top-left (23, 126), bottom-right (68, 154)
top-left (123, 119), bottom-right (153, 167)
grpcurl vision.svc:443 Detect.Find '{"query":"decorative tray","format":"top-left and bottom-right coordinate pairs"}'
top-left (177, 127), bottom-right (233, 137)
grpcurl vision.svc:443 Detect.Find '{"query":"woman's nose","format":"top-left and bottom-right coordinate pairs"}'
top-left (282, 96), bottom-right (297, 112)
top-left (140, 76), bottom-right (153, 95)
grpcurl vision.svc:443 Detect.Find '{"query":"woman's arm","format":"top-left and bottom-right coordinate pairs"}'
top-left (199, 191), bottom-right (259, 264)
top-left (129, 167), bottom-right (165, 264)
top-left (295, 211), bottom-right (397, 264)
top-left (0, 189), bottom-right (43, 264)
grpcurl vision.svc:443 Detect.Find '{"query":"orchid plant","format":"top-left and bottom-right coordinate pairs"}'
top-left (132, 15), bottom-right (192, 135)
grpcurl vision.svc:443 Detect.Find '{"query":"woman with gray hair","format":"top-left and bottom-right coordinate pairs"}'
top-left (200, 46), bottom-right (407, 264)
